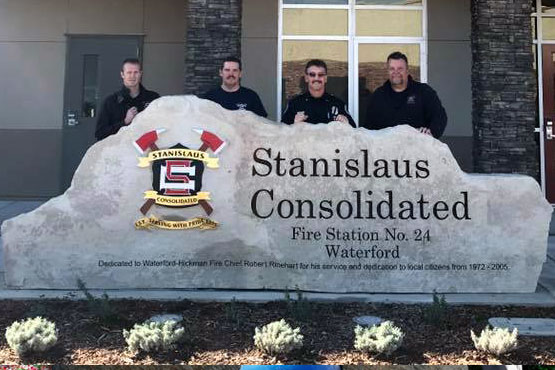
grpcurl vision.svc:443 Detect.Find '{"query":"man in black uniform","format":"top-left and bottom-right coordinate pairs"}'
top-left (362, 51), bottom-right (447, 138)
top-left (202, 56), bottom-right (267, 117)
top-left (95, 58), bottom-right (160, 141)
top-left (282, 59), bottom-right (355, 127)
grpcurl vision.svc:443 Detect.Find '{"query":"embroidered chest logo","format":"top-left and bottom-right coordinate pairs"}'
top-left (407, 95), bottom-right (417, 105)
top-left (134, 128), bottom-right (226, 230)
top-left (236, 103), bottom-right (248, 110)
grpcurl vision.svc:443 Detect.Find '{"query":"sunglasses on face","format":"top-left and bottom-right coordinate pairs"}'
top-left (307, 72), bottom-right (326, 78)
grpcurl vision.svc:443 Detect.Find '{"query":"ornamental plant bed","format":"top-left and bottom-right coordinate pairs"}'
top-left (0, 299), bottom-right (554, 365)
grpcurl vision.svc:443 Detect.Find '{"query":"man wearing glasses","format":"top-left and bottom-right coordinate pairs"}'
top-left (282, 59), bottom-right (355, 127)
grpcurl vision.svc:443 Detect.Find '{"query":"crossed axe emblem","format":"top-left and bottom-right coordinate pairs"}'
top-left (134, 128), bottom-right (226, 216)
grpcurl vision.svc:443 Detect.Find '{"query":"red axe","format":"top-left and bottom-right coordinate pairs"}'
top-left (134, 128), bottom-right (165, 155)
top-left (191, 129), bottom-right (227, 215)
top-left (136, 129), bottom-right (164, 215)
top-left (193, 128), bottom-right (226, 154)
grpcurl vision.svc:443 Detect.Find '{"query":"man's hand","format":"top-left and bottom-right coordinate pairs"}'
top-left (335, 114), bottom-right (349, 124)
top-left (418, 127), bottom-right (432, 136)
top-left (294, 111), bottom-right (308, 123)
top-left (124, 107), bottom-right (138, 125)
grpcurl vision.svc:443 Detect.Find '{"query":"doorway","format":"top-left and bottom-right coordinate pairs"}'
top-left (541, 44), bottom-right (555, 203)
top-left (61, 35), bottom-right (142, 191)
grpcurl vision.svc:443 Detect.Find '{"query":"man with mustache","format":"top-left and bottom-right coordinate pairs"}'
top-left (362, 51), bottom-right (447, 138)
top-left (95, 58), bottom-right (160, 141)
top-left (202, 56), bottom-right (268, 117)
top-left (282, 59), bottom-right (355, 127)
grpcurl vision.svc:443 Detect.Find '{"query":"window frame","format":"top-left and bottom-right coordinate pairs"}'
top-left (533, 0), bottom-right (551, 198)
top-left (277, 0), bottom-right (428, 124)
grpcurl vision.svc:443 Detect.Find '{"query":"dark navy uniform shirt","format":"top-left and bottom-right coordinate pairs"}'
top-left (202, 86), bottom-right (268, 117)
top-left (282, 92), bottom-right (356, 127)
top-left (362, 76), bottom-right (447, 138)
top-left (95, 84), bottom-right (159, 141)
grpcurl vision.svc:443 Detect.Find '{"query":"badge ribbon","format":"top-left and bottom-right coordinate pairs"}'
top-left (143, 191), bottom-right (210, 207)
top-left (138, 149), bottom-right (219, 168)
top-left (135, 216), bottom-right (219, 230)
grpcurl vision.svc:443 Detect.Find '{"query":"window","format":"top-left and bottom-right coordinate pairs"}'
top-left (279, 0), bottom-right (427, 124)
top-left (82, 55), bottom-right (99, 118)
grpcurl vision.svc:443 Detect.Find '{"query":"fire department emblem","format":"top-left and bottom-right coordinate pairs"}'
top-left (133, 128), bottom-right (225, 230)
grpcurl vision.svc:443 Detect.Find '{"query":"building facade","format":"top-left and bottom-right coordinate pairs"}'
top-left (0, 0), bottom-right (552, 203)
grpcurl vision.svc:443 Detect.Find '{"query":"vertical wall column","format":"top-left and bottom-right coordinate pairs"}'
top-left (184, 0), bottom-right (243, 94)
top-left (471, 0), bottom-right (538, 177)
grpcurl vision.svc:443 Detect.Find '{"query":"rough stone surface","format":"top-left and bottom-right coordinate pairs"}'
top-left (471, 0), bottom-right (538, 177)
top-left (1, 96), bottom-right (552, 292)
top-left (184, 0), bottom-right (242, 94)
top-left (488, 317), bottom-right (555, 336)
top-left (353, 316), bottom-right (383, 327)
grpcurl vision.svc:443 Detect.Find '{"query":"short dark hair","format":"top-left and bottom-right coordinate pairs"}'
top-left (387, 52), bottom-right (408, 65)
top-left (305, 59), bottom-right (327, 74)
top-left (221, 56), bottom-right (242, 70)
top-left (121, 58), bottom-right (141, 71)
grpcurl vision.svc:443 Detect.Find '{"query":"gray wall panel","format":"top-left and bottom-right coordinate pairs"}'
top-left (440, 136), bottom-right (473, 173)
top-left (67, 0), bottom-right (144, 34)
top-left (0, 0), bottom-right (67, 42)
top-left (144, 0), bottom-right (186, 43)
top-left (428, 0), bottom-right (471, 41)
top-left (241, 37), bottom-right (278, 120)
top-left (242, 0), bottom-right (278, 38)
top-left (143, 43), bottom-right (187, 95)
top-left (428, 41), bottom-right (472, 137)
top-left (0, 0), bottom-right (187, 196)
top-left (0, 42), bottom-right (65, 130)
top-left (428, 0), bottom-right (473, 141)
top-left (0, 130), bottom-right (62, 197)
top-left (242, 0), bottom-right (278, 120)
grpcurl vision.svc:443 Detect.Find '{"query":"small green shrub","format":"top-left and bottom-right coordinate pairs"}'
top-left (284, 286), bottom-right (312, 322)
top-left (123, 320), bottom-right (185, 353)
top-left (253, 319), bottom-right (303, 355)
top-left (354, 321), bottom-right (404, 356)
top-left (77, 278), bottom-right (119, 325)
top-left (471, 326), bottom-right (518, 356)
top-left (225, 297), bottom-right (241, 327)
top-left (423, 291), bottom-right (449, 327)
top-left (5, 316), bottom-right (58, 356)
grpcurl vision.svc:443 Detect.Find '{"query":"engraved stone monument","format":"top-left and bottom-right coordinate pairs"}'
top-left (2, 96), bottom-right (552, 292)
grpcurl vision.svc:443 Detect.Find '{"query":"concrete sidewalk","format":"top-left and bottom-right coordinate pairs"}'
top-left (1, 199), bottom-right (554, 305)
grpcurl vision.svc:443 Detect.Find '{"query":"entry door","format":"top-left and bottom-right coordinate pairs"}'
top-left (542, 45), bottom-right (555, 203)
top-left (61, 36), bottom-right (142, 191)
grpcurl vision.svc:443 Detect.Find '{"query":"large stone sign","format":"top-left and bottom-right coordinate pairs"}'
top-left (2, 96), bottom-right (552, 292)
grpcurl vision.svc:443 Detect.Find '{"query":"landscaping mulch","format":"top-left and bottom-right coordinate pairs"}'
top-left (0, 299), bottom-right (554, 365)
